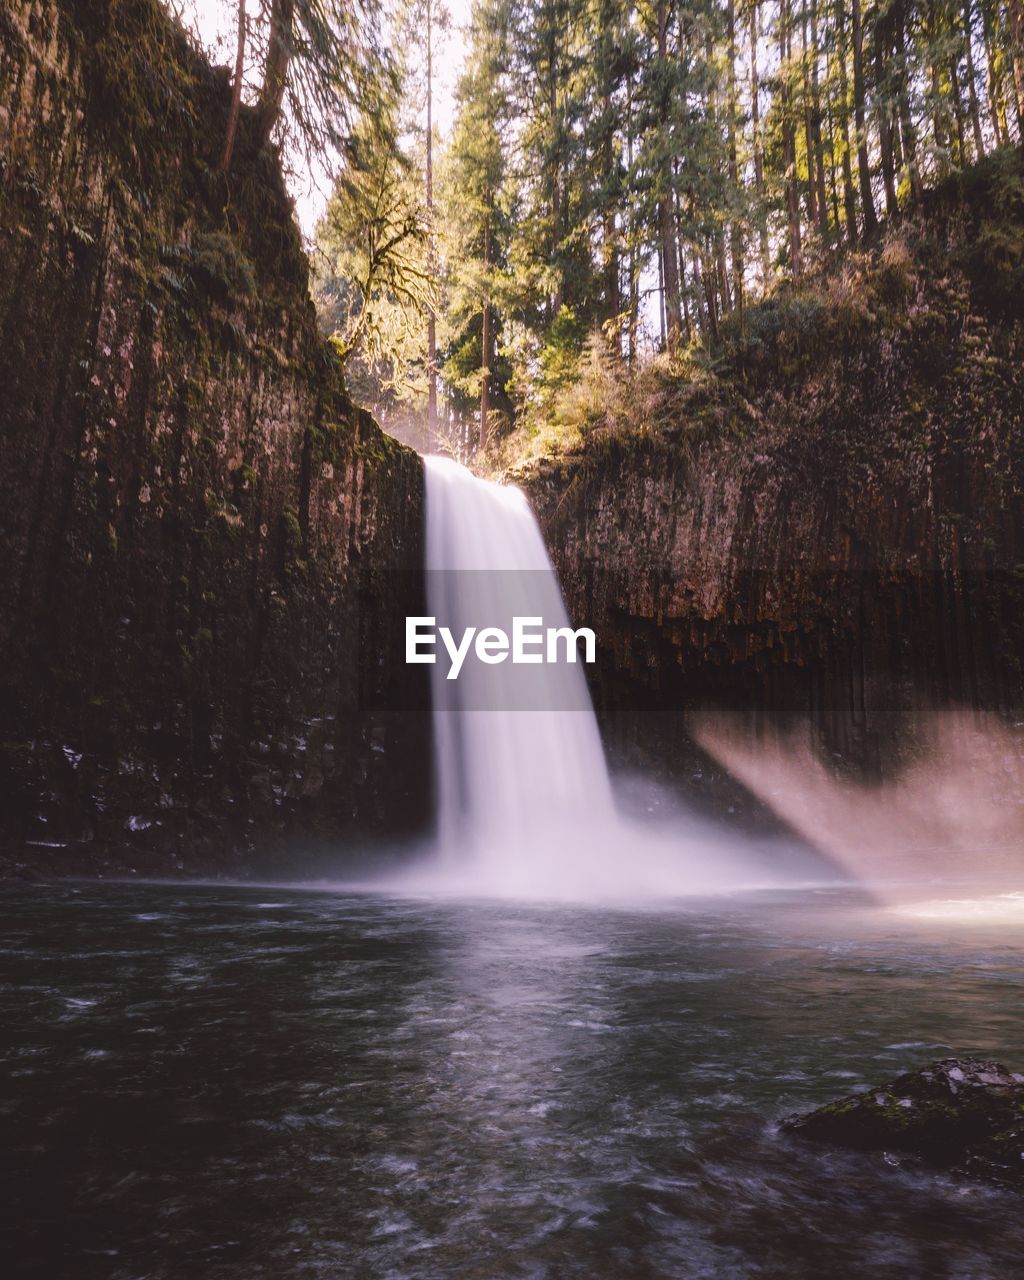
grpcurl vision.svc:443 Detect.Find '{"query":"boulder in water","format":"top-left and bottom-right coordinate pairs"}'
top-left (782, 1057), bottom-right (1024, 1187)
top-left (964, 1121), bottom-right (1024, 1187)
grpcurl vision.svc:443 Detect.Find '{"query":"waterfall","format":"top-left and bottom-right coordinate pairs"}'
top-left (424, 456), bottom-right (613, 854)
top-left (396, 455), bottom-right (831, 900)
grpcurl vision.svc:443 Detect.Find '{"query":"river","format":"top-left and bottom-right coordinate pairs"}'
top-left (3, 880), bottom-right (1023, 1278)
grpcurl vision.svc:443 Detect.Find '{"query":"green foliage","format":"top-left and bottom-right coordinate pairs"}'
top-left (537, 306), bottom-right (586, 400)
top-left (314, 96), bottom-right (430, 369)
top-left (957, 150), bottom-right (1024, 310)
top-left (289, 0), bottom-right (1023, 459)
top-left (156, 233), bottom-right (257, 308)
top-left (715, 148), bottom-right (1024, 381)
top-left (190, 231), bottom-right (257, 302)
top-left (204, 0), bottom-right (394, 162)
top-left (491, 147), bottom-right (1024, 473)
top-left (489, 331), bottom-right (746, 472)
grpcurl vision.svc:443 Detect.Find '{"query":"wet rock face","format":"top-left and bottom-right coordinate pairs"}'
top-left (0, 1), bottom-right (430, 877)
top-left (522, 168), bottom-right (1024, 797)
top-left (783, 1058), bottom-right (1024, 1188)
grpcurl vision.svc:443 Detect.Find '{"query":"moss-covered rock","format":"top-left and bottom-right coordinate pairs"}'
top-left (783, 1057), bottom-right (1024, 1189)
top-left (965, 1121), bottom-right (1024, 1189)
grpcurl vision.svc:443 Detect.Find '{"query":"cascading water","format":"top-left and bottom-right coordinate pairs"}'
top-left (401, 455), bottom-right (832, 900)
top-left (425, 456), bottom-right (613, 848)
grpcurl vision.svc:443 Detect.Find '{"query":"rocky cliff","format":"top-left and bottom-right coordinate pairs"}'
top-left (0, 0), bottom-right (430, 877)
top-left (524, 155), bottom-right (1024, 802)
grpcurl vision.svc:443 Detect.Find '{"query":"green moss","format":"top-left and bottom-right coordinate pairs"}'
top-left (190, 231), bottom-right (256, 302)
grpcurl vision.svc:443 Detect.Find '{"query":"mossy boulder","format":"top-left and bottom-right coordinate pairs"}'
top-left (964, 1121), bottom-right (1024, 1189)
top-left (783, 1057), bottom-right (1024, 1187)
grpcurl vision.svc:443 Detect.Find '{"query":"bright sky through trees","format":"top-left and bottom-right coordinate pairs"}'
top-left (174, 0), bottom-right (470, 234)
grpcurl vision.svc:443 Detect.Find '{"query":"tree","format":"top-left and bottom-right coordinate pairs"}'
top-left (748, 0), bottom-right (771, 280)
top-left (289, 0), bottom-right (1024, 452)
top-left (654, 0), bottom-right (683, 342)
top-left (391, 0), bottom-right (452, 444)
top-left (219, 0), bottom-right (247, 175)
top-left (779, 0), bottom-right (804, 273)
top-left (587, 0), bottom-right (631, 332)
top-left (424, 0), bottom-right (446, 446)
top-left (314, 93), bottom-right (431, 374)
top-left (256, 0), bottom-right (295, 145)
top-left (440, 0), bottom-right (510, 448)
top-left (851, 0), bottom-right (879, 235)
top-left (251, 0), bottom-right (392, 163)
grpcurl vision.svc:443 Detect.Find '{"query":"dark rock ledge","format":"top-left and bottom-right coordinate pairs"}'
top-left (782, 1058), bottom-right (1024, 1191)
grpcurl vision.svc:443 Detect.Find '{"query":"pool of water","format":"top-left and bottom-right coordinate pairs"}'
top-left (2, 880), bottom-right (1023, 1278)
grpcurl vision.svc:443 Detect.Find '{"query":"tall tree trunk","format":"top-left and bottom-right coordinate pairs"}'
top-left (851, 0), bottom-right (879, 235)
top-left (599, 0), bottom-right (620, 330)
top-left (982, 0), bottom-right (1010, 143)
top-left (891, 84), bottom-right (906, 172)
top-left (930, 58), bottom-right (949, 165)
top-left (626, 66), bottom-right (639, 365)
top-left (628, 246), bottom-right (639, 364)
top-left (657, 0), bottom-right (683, 341)
top-left (426, 0), bottom-right (437, 446)
top-left (1008, 0), bottom-right (1024, 130)
top-left (874, 15), bottom-right (899, 215)
top-left (780, 0), bottom-right (803, 274)
top-left (548, 21), bottom-right (563, 316)
top-left (950, 55), bottom-right (969, 163)
top-left (479, 215), bottom-right (492, 451)
top-left (256, 0), bottom-right (294, 147)
top-left (601, 107), bottom-right (619, 326)
top-left (603, 175), bottom-right (619, 326)
top-left (660, 198), bottom-right (682, 343)
top-left (691, 248), bottom-right (709, 335)
top-left (925, 1), bottom-right (950, 168)
top-left (800, 6), bottom-right (819, 230)
top-left (809, 0), bottom-right (830, 238)
top-left (672, 180), bottom-right (689, 330)
top-left (962, 0), bottom-right (986, 157)
top-left (893, 2), bottom-right (924, 198)
top-left (701, 245), bottom-right (720, 339)
top-left (836, 1), bottom-right (860, 241)
top-left (749, 0), bottom-right (771, 280)
top-left (825, 93), bottom-right (844, 229)
top-left (727, 0), bottom-right (743, 324)
top-left (219, 0), bottom-right (246, 175)
top-left (716, 227), bottom-right (731, 315)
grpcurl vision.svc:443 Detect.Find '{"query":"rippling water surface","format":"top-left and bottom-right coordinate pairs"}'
top-left (3, 880), bottom-right (1024, 1279)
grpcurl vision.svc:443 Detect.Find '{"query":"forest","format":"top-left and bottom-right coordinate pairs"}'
top-left (298, 0), bottom-right (1024, 461)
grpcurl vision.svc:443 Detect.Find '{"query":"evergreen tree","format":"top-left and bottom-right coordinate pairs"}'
top-left (439, 0), bottom-right (512, 448)
top-left (283, 0), bottom-right (1022, 452)
top-left (313, 87), bottom-right (432, 398)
